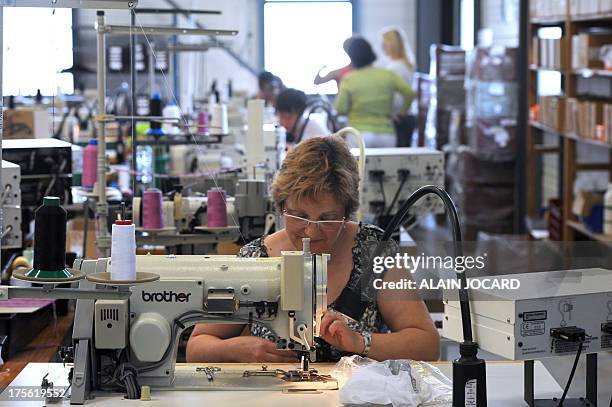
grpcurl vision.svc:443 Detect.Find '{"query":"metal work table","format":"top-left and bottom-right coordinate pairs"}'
top-left (0, 361), bottom-right (566, 406)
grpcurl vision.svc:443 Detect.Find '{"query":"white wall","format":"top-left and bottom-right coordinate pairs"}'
top-left (359, 0), bottom-right (417, 67)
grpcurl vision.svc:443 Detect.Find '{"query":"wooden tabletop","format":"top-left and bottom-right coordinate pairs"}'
top-left (0, 311), bottom-right (74, 392)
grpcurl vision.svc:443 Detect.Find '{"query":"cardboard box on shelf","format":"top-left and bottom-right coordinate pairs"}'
top-left (532, 37), bottom-right (540, 66)
top-left (605, 104), bottom-right (612, 143)
top-left (557, 0), bottom-right (567, 17)
top-left (582, 0), bottom-right (600, 14)
top-left (576, 101), bottom-right (603, 139)
top-left (565, 97), bottom-right (579, 134)
top-left (2, 108), bottom-right (50, 139)
top-left (572, 190), bottom-right (603, 217)
top-left (533, 0), bottom-right (568, 18)
top-left (539, 96), bottom-right (567, 131)
top-left (570, 0), bottom-right (579, 16)
top-left (539, 38), bottom-right (565, 69)
top-left (572, 33), bottom-right (612, 69)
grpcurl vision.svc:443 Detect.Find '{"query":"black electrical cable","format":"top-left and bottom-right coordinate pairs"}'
top-left (557, 341), bottom-right (583, 407)
top-left (385, 173), bottom-right (408, 218)
top-left (380, 185), bottom-right (473, 343)
top-left (378, 178), bottom-right (387, 212)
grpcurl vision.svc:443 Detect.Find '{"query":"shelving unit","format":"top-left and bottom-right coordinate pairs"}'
top-left (526, 2), bottom-right (612, 241)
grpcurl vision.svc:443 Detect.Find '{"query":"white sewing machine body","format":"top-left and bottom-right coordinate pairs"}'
top-left (69, 245), bottom-right (328, 404)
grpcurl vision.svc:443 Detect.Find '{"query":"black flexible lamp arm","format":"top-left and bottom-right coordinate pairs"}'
top-left (378, 184), bottom-right (487, 406)
top-left (380, 185), bottom-right (473, 343)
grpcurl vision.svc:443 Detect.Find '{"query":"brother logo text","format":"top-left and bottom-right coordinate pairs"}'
top-left (141, 291), bottom-right (192, 302)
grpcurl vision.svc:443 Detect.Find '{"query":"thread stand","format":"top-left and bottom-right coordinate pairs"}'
top-left (194, 225), bottom-right (240, 233)
top-left (135, 226), bottom-right (177, 234)
top-left (86, 272), bottom-right (160, 286)
top-left (12, 268), bottom-right (85, 284)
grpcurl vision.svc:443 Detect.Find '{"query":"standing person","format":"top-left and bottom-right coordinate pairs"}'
top-left (381, 27), bottom-right (415, 85)
top-left (335, 36), bottom-right (415, 148)
top-left (313, 38), bottom-right (355, 88)
top-left (381, 27), bottom-right (418, 146)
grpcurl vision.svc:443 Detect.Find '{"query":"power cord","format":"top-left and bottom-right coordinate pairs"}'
top-left (557, 341), bottom-right (583, 407)
top-left (384, 172), bottom-right (408, 218)
top-left (378, 178), bottom-right (387, 210)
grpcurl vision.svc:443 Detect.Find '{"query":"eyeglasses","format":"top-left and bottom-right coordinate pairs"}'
top-left (283, 211), bottom-right (346, 232)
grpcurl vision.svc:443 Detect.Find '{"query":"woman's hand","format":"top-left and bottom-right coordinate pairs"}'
top-left (319, 311), bottom-right (364, 354)
top-left (226, 336), bottom-right (299, 362)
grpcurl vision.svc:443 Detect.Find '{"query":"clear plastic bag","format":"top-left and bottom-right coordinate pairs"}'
top-left (331, 356), bottom-right (452, 407)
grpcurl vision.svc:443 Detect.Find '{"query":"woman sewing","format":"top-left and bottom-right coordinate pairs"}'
top-left (186, 136), bottom-right (440, 362)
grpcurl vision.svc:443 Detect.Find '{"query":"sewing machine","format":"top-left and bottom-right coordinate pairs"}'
top-left (66, 238), bottom-right (329, 404)
top-left (132, 178), bottom-right (275, 240)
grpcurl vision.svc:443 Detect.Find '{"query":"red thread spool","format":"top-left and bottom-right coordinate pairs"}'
top-left (207, 188), bottom-right (228, 227)
top-left (82, 139), bottom-right (98, 189)
top-left (143, 188), bottom-right (163, 229)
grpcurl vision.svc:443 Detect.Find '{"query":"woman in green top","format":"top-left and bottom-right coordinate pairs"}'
top-left (335, 36), bottom-right (416, 148)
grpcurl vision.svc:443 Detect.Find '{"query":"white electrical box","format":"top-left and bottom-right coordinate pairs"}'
top-left (95, 299), bottom-right (129, 349)
top-left (443, 268), bottom-right (612, 360)
top-left (1, 160), bottom-right (22, 249)
top-left (263, 124), bottom-right (286, 174)
top-left (1, 160), bottom-right (21, 206)
top-left (351, 148), bottom-right (445, 221)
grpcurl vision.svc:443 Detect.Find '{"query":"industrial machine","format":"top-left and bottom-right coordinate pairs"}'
top-left (352, 147), bottom-right (445, 226)
top-left (1, 160), bottom-right (22, 249)
top-left (131, 178), bottom-right (274, 243)
top-left (63, 238), bottom-right (329, 404)
top-left (444, 268), bottom-right (612, 405)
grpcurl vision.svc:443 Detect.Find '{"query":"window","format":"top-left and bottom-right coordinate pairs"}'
top-left (3, 7), bottom-right (74, 96)
top-left (264, 0), bottom-right (353, 95)
top-left (460, 0), bottom-right (475, 51)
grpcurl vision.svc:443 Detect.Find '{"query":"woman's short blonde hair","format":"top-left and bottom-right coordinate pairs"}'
top-left (272, 136), bottom-right (359, 218)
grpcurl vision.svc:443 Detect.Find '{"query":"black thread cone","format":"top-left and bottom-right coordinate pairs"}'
top-left (29, 197), bottom-right (70, 279)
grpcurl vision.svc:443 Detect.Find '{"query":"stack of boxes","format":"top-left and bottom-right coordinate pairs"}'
top-left (571, 32), bottom-right (612, 70)
top-left (539, 95), bottom-right (611, 142)
top-left (426, 45), bottom-right (467, 148)
top-left (569, 0), bottom-right (612, 17)
top-left (530, 0), bottom-right (568, 19)
top-left (532, 37), bottom-right (565, 69)
top-left (446, 46), bottom-right (519, 239)
top-left (466, 46), bottom-right (519, 160)
top-left (539, 96), bottom-right (566, 131)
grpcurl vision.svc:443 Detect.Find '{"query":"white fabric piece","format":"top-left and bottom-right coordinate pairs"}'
top-left (333, 356), bottom-right (452, 407)
top-left (339, 360), bottom-right (429, 407)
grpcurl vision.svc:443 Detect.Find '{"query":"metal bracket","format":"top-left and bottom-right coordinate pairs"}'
top-left (70, 339), bottom-right (92, 405)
